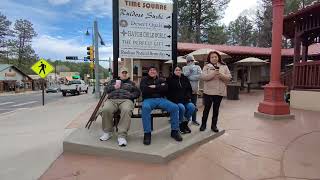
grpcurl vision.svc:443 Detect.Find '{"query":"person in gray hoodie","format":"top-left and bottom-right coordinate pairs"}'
top-left (182, 55), bottom-right (202, 126)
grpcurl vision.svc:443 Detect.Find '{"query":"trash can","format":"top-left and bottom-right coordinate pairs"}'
top-left (227, 84), bottom-right (240, 100)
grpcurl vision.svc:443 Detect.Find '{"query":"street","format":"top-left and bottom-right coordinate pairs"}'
top-left (0, 90), bottom-right (97, 180)
top-left (0, 91), bottom-right (87, 115)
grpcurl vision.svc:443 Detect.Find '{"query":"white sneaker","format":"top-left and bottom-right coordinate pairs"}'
top-left (118, 137), bottom-right (127, 147)
top-left (99, 132), bottom-right (112, 141)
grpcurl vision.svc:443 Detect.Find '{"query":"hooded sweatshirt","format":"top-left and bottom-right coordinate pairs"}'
top-left (167, 74), bottom-right (193, 104)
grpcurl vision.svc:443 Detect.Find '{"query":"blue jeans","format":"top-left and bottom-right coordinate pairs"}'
top-left (142, 98), bottom-right (179, 133)
top-left (191, 94), bottom-right (198, 122)
top-left (177, 103), bottom-right (196, 123)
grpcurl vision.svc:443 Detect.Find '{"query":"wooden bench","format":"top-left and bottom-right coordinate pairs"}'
top-left (113, 101), bottom-right (170, 131)
top-left (85, 90), bottom-right (170, 130)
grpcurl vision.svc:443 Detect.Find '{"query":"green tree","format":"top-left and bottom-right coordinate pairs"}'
top-left (254, 0), bottom-right (273, 47)
top-left (178, 0), bottom-right (196, 42)
top-left (0, 12), bottom-right (12, 60)
top-left (285, 0), bottom-right (316, 14)
top-left (177, 0), bottom-right (230, 43)
top-left (228, 16), bottom-right (255, 46)
top-left (10, 19), bottom-right (37, 67)
top-left (206, 25), bottom-right (229, 45)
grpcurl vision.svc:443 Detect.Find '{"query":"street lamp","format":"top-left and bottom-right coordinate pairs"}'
top-left (85, 21), bottom-right (106, 98)
top-left (85, 27), bottom-right (95, 94)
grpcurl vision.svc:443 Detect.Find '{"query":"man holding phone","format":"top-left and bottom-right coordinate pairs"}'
top-left (100, 68), bottom-right (140, 147)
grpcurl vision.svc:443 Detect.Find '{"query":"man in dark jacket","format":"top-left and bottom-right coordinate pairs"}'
top-left (140, 66), bottom-right (182, 145)
top-left (100, 68), bottom-right (140, 147)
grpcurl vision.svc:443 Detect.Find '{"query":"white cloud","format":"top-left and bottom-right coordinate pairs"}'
top-left (48, 0), bottom-right (71, 5)
top-left (82, 0), bottom-right (112, 17)
top-left (221, 0), bottom-right (258, 25)
top-left (32, 35), bottom-right (113, 67)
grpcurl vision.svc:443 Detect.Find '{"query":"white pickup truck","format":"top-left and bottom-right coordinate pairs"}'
top-left (60, 80), bottom-right (89, 96)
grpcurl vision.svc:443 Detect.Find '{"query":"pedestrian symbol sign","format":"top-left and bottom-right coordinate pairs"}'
top-left (31, 59), bottom-right (54, 78)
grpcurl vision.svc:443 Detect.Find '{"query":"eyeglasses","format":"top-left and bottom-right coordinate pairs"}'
top-left (122, 71), bottom-right (128, 74)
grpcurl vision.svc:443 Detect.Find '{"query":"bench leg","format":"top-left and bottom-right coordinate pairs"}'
top-left (151, 117), bottom-right (154, 131)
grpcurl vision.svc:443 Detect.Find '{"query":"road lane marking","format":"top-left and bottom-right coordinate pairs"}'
top-left (0, 102), bottom-right (14, 106)
top-left (11, 101), bottom-right (38, 107)
top-left (0, 108), bottom-right (29, 116)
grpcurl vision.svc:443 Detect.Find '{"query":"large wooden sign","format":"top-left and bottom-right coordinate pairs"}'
top-left (118, 0), bottom-right (173, 60)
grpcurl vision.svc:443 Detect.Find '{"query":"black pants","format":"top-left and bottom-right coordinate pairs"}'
top-left (190, 94), bottom-right (198, 122)
top-left (201, 94), bottom-right (223, 127)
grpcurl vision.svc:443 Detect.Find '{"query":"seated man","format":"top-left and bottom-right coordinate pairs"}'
top-left (100, 68), bottom-right (140, 147)
top-left (140, 66), bottom-right (182, 145)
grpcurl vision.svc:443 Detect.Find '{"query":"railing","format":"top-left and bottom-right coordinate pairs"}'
top-left (281, 69), bottom-right (293, 90)
top-left (294, 61), bottom-right (320, 89)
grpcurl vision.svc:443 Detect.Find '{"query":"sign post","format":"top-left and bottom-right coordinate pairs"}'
top-left (31, 58), bottom-right (55, 106)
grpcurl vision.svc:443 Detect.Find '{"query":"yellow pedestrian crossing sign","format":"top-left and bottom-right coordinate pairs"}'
top-left (31, 58), bottom-right (54, 78)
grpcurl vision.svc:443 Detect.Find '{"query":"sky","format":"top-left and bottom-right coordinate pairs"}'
top-left (0, 0), bottom-right (258, 68)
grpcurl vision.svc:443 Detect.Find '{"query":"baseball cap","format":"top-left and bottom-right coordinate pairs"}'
top-left (120, 67), bottom-right (128, 73)
top-left (186, 55), bottom-right (195, 62)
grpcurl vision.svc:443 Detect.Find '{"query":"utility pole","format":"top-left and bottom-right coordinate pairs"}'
top-left (109, 57), bottom-right (112, 71)
top-left (94, 20), bottom-right (100, 98)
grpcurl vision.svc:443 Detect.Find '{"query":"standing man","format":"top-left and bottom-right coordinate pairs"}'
top-left (140, 66), bottom-right (182, 145)
top-left (100, 68), bottom-right (140, 147)
top-left (182, 55), bottom-right (202, 126)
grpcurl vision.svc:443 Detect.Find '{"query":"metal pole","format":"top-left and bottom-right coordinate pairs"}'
top-left (113, 0), bottom-right (119, 79)
top-left (91, 26), bottom-right (95, 94)
top-left (94, 20), bottom-right (100, 98)
top-left (172, 0), bottom-right (178, 70)
top-left (42, 79), bottom-right (45, 106)
top-left (54, 62), bottom-right (57, 84)
top-left (131, 58), bottom-right (134, 80)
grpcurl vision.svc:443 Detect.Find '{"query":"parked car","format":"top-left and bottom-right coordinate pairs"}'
top-left (60, 80), bottom-right (89, 96)
top-left (46, 86), bottom-right (60, 93)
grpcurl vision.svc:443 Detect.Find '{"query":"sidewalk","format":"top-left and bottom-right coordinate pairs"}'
top-left (0, 93), bottom-right (97, 180)
top-left (39, 90), bottom-right (320, 180)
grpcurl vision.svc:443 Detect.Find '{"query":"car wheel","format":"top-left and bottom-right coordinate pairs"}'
top-left (77, 88), bottom-right (81, 95)
top-left (85, 88), bottom-right (88, 93)
top-left (62, 92), bottom-right (66, 96)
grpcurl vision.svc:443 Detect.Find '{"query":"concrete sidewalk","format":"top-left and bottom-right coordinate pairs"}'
top-left (39, 90), bottom-right (320, 180)
top-left (0, 93), bottom-right (97, 180)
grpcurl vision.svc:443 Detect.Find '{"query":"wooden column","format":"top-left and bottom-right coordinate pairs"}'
top-left (301, 41), bottom-right (309, 62)
top-left (293, 32), bottom-right (301, 62)
top-left (257, 0), bottom-right (290, 116)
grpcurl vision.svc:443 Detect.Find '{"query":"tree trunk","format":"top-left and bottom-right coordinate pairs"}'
top-left (188, 0), bottom-right (194, 42)
top-left (195, 0), bottom-right (201, 43)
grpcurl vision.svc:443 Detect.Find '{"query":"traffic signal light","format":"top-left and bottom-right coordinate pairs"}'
top-left (87, 46), bottom-right (94, 61)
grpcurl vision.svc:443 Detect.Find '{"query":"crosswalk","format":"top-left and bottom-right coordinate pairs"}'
top-left (0, 102), bottom-right (14, 106)
top-left (0, 101), bottom-right (38, 115)
top-left (11, 101), bottom-right (38, 107)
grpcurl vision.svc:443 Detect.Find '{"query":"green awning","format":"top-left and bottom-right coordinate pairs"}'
top-left (72, 75), bottom-right (80, 79)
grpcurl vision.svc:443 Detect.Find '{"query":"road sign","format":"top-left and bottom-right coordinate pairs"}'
top-left (118, 0), bottom-right (173, 60)
top-left (31, 58), bottom-right (54, 78)
top-left (66, 56), bottom-right (78, 60)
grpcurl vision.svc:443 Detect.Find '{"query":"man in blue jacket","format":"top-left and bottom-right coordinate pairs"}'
top-left (140, 66), bottom-right (182, 145)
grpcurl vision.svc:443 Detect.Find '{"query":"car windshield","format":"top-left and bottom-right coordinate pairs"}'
top-left (68, 80), bottom-right (81, 85)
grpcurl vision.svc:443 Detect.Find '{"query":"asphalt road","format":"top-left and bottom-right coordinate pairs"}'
top-left (0, 91), bottom-right (65, 115)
